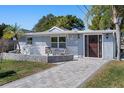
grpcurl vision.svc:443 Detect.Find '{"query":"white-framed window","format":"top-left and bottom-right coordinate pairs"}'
top-left (51, 37), bottom-right (58, 48)
top-left (59, 37), bottom-right (66, 48)
top-left (51, 37), bottom-right (66, 48)
top-left (27, 37), bottom-right (32, 45)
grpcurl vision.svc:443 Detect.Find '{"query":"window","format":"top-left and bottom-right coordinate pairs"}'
top-left (51, 37), bottom-right (66, 48)
top-left (27, 37), bottom-right (32, 44)
top-left (59, 37), bottom-right (66, 42)
top-left (59, 37), bottom-right (66, 48)
top-left (51, 37), bottom-right (57, 42)
top-left (51, 37), bottom-right (58, 48)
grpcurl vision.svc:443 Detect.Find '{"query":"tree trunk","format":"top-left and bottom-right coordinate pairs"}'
top-left (15, 35), bottom-right (21, 53)
top-left (116, 23), bottom-right (121, 60)
top-left (112, 5), bottom-right (121, 61)
top-left (17, 39), bottom-right (20, 53)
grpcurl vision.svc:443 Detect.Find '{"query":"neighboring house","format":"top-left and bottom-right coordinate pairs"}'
top-left (19, 26), bottom-right (117, 60)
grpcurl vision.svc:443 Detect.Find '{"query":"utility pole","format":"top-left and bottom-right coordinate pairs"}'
top-left (112, 6), bottom-right (121, 60)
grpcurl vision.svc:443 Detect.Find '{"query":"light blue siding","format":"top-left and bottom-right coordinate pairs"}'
top-left (20, 36), bottom-right (51, 55)
top-left (19, 31), bottom-right (116, 60)
top-left (103, 34), bottom-right (114, 59)
top-left (66, 34), bottom-right (83, 57)
top-left (78, 35), bottom-right (83, 56)
top-left (32, 36), bottom-right (50, 55)
top-left (33, 36), bottom-right (50, 46)
top-left (66, 35), bottom-right (78, 57)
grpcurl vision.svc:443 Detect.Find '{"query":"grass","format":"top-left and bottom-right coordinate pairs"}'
top-left (81, 61), bottom-right (124, 88)
top-left (0, 60), bottom-right (55, 86)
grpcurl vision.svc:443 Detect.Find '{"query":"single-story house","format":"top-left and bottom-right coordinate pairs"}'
top-left (19, 26), bottom-right (117, 60)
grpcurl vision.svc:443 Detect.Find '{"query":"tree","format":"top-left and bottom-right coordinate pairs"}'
top-left (33, 14), bottom-right (56, 31)
top-left (3, 24), bottom-right (24, 53)
top-left (88, 6), bottom-right (124, 31)
top-left (0, 23), bottom-right (10, 63)
top-left (33, 14), bottom-right (84, 32)
top-left (87, 6), bottom-right (114, 30)
top-left (111, 6), bottom-right (124, 60)
top-left (0, 23), bottom-right (9, 38)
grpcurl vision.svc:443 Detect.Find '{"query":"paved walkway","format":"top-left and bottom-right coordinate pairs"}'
top-left (0, 59), bottom-right (110, 88)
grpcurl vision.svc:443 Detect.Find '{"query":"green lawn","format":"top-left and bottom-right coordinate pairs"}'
top-left (82, 61), bottom-right (124, 88)
top-left (0, 60), bottom-right (55, 86)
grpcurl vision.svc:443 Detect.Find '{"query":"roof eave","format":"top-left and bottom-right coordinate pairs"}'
top-left (24, 30), bottom-right (116, 36)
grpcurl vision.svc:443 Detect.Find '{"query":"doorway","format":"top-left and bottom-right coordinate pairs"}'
top-left (85, 35), bottom-right (102, 58)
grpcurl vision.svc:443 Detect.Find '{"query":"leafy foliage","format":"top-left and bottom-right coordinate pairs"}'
top-left (114, 6), bottom-right (124, 17)
top-left (3, 26), bottom-right (15, 39)
top-left (88, 5), bottom-right (124, 31)
top-left (88, 6), bottom-right (114, 30)
top-left (3, 24), bottom-right (24, 39)
top-left (0, 23), bottom-right (9, 38)
top-left (33, 14), bottom-right (84, 32)
top-left (3, 24), bottom-right (24, 52)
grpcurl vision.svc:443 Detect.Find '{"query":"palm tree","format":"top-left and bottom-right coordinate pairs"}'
top-left (3, 24), bottom-right (24, 53)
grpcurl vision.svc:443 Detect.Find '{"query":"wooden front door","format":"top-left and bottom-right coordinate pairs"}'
top-left (85, 35), bottom-right (102, 58)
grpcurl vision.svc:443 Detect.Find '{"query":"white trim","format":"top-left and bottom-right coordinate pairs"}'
top-left (113, 32), bottom-right (114, 59)
top-left (98, 35), bottom-right (99, 58)
top-left (48, 26), bottom-right (65, 32)
top-left (50, 36), bottom-right (66, 49)
top-left (102, 34), bottom-right (104, 59)
top-left (83, 34), bottom-right (85, 58)
top-left (25, 30), bottom-right (116, 36)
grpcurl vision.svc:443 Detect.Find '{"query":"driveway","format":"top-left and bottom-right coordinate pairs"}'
top-left (0, 58), bottom-right (110, 88)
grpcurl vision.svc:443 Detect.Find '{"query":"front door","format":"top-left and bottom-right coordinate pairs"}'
top-left (85, 35), bottom-right (102, 58)
top-left (89, 35), bottom-right (98, 57)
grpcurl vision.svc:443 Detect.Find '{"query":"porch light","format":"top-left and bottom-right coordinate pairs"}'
top-left (106, 33), bottom-right (109, 39)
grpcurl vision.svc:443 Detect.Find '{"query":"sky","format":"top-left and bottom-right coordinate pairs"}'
top-left (0, 5), bottom-right (90, 30)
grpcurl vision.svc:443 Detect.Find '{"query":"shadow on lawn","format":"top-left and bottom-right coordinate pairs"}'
top-left (0, 70), bottom-right (16, 78)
